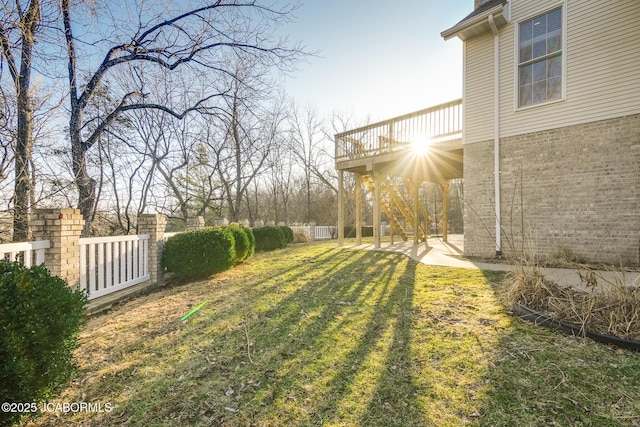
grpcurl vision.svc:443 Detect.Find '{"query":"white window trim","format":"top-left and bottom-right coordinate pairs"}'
top-left (514, 0), bottom-right (567, 112)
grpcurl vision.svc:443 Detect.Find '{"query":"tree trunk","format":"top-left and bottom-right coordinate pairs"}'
top-left (9, 0), bottom-right (40, 241)
top-left (13, 95), bottom-right (32, 240)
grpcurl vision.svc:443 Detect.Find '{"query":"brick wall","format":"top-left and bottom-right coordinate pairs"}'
top-left (464, 113), bottom-right (640, 265)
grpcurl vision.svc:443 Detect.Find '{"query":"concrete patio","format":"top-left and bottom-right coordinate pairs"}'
top-left (345, 234), bottom-right (640, 291)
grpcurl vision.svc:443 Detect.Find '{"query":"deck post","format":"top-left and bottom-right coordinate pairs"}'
top-left (355, 174), bottom-right (362, 245)
top-left (441, 180), bottom-right (451, 242)
top-left (373, 173), bottom-right (381, 249)
top-left (337, 169), bottom-right (345, 246)
top-left (389, 189), bottom-right (395, 245)
top-left (413, 180), bottom-right (420, 245)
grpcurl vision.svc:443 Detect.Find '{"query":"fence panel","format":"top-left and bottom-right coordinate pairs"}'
top-left (79, 234), bottom-right (150, 300)
top-left (0, 240), bottom-right (50, 267)
top-left (314, 226), bottom-right (337, 240)
top-left (290, 226), bottom-right (337, 240)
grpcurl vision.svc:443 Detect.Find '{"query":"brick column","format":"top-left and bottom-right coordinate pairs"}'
top-left (186, 216), bottom-right (205, 230)
top-left (31, 208), bottom-right (83, 288)
top-left (138, 214), bottom-right (167, 286)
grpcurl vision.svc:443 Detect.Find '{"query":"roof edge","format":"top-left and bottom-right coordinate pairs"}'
top-left (441, 3), bottom-right (509, 41)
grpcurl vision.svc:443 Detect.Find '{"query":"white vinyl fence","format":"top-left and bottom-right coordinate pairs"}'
top-left (290, 225), bottom-right (337, 240)
top-left (0, 240), bottom-right (50, 267)
top-left (79, 234), bottom-right (150, 300)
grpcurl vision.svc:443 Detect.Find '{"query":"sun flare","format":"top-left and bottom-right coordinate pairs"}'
top-left (411, 136), bottom-right (432, 155)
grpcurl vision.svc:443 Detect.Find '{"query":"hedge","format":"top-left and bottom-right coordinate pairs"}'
top-left (280, 225), bottom-right (294, 244)
top-left (162, 227), bottom-right (236, 281)
top-left (0, 261), bottom-right (87, 427)
top-left (253, 226), bottom-right (287, 251)
top-left (240, 224), bottom-right (255, 259)
top-left (226, 224), bottom-right (253, 263)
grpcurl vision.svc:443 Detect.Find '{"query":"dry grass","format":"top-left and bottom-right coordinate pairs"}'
top-left (506, 263), bottom-right (640, 341)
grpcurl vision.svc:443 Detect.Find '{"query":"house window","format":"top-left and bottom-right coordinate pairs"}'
top-left (518, 7), bottom-right (562, 108)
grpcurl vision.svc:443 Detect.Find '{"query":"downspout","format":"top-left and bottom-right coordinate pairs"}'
top-left (488, 14), bottom-right (502, 257)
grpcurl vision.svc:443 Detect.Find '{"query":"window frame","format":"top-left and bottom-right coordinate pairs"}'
top-left (514, 2), bottom-right (567, 111)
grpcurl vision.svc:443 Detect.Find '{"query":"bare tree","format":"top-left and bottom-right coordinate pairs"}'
top-left (0, 87), bottom-right (15, 203)
top-left (0, 0), bottom-right (43, 240)
top-left (288, 102), bottom-right (337, 222)
top-left (58, 0), bottom-right (302, 234)
top-left (208, 56), bottom-right (288, 222)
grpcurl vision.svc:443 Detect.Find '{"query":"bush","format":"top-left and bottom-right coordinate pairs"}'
top-left (0, 261), bottom-right (87, 427)
top-left (226, 224), bottom-right (251, 263)
top-left (253, 226), bottom-right (286, 251)
top-left (162, 227), bottom-right (236, 281)
top-left (280, 225), bottom-right (294, 244)
top-left (293, 231), bottom-right (309, 244)
top-left (241, 224), bottom-right (255, 259)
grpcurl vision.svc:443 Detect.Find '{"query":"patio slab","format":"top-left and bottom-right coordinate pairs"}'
top-left (344, 235), bottom-right (640, 291)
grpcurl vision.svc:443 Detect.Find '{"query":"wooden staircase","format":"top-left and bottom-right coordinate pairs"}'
top-left (362, 174), bottom-right (428, 242)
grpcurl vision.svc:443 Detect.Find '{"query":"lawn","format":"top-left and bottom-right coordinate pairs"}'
top-left (22, 241), bottom-right (640, 426)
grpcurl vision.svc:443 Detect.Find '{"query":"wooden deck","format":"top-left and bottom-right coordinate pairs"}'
top-left (335, 99), bottom-right (464, 248)
top-left (335, 99), bottom-right (463, 179)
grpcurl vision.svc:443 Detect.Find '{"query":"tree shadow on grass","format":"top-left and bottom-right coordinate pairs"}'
top-left (23, 246), bottom-right (396, 426)
top-left (25, 251), bottom-right (591, 427)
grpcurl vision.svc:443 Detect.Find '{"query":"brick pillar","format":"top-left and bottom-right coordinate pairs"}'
top-left (31, 208), bottom-right (83, 288)
top-left (138, 214), bottom-right (167, 286)
top-left (186, 216), bottom-right (205, 230)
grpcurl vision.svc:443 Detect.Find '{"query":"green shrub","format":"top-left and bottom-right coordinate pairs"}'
top-left (280, 225), bottom-right (294, 244)
top-left (253, 226), bottom-right (286, 251)
top-left (226, 224), bottom-right (251, 263)
top-left (162, 227), bottom-right (236, 281)
top-left (0, 261), bottom-right (87, 427)
top-left (240, 224), bottom-right (255, 259)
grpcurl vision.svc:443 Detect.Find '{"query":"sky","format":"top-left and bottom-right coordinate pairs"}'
top-left (279, 1), bottom-right (471, 122)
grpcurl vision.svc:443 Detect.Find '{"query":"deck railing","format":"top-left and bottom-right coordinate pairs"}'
top-left (335, 99), bottom-right (462, 163)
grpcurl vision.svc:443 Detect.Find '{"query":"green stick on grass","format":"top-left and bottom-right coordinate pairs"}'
top-left (180, 302), bottom-right (207, 321)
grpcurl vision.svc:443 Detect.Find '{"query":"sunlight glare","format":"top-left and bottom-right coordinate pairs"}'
top-left (411, 136), bottom-right (432, 155)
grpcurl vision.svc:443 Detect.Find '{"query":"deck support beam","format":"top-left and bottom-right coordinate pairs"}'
top-left (355, 174), bottom-right (362, 245)
top-left (441, 180), bottom-right (451, 242)
top-left (373, 173), bottom-right (381, 249)
top-left (413, 180), bottom-right (420, 245)
top-left (338, 169), bottom-right (345, 246)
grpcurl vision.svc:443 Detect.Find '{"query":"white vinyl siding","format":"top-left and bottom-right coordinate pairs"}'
top-left (463, 0), bottom-right (640, 143)
top-left (463, 32), bottom-right (495, 144)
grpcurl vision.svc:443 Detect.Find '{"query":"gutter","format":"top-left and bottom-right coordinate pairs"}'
top-left (441, 3), bottom-right (508, 41)
top-left (488, 14), bottom-right (502, 257)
